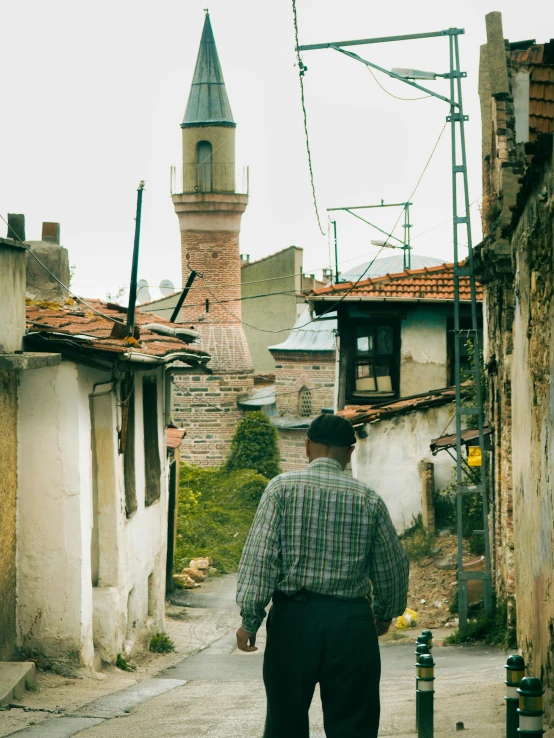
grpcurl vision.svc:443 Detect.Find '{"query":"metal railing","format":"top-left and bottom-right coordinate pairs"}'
top-left (170, 164), bottom-right (249, 196)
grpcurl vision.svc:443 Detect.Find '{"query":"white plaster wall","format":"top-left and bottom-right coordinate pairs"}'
top-left (18, 362), bottom-right (169, 669)
top-left (351, 404), bottom-right (456, 532)
top-left (17, 362), bottom-right (95, 665)
top-left (400, 306), bottom-right (448, 397)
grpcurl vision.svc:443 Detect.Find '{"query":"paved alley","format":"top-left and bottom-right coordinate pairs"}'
top-left (3, 573), bottom-right (543, 738)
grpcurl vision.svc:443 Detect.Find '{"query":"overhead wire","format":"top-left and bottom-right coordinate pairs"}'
top-left (366, 66), bottom-right (431, 101)
top-left (292, 0), bottom-right (326, 236)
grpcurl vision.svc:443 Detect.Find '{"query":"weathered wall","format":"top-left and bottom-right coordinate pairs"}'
top-left (510, 148), bottom-right (554, 707)
top-left (0, 370), bottom-right (18, 660)
top-left (352, 404), bottom-right (457, 532)
top-left (173, 371), bottom-right (253, 467)
top-left (273, 351), bottom-right (335, 416)
top-left (0, 240), bottom-right (26, 352)
top-left (241, 248), bottom-right (303, 373)
top-left (17, 363), bottom-right (168, 668)
top-left (400, 306), bottom-right (448, 397)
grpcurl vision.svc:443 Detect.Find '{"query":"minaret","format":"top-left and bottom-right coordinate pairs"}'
top-left (172, 12), bottom-right (252, 373)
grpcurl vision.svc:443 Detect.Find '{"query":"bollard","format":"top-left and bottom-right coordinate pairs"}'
top-left (422, 629), bottom-right (433, 651)
top-left (415, 644), bottom-right (430, 731)
top-left (517, 677), bottom-right (544, 737)
top-left (417, 653), bottom-right (435, 738)
top-left (505, 655), bottom-right (525, 738)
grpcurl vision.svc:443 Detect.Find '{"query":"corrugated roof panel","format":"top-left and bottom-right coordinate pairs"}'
top-left (268, 307), bottom-right (336, 353)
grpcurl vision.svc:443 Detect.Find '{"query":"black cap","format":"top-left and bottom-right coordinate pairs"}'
top-left (307, 414), bottom-right (356, 448)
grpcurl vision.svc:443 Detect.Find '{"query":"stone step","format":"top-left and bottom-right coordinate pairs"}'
top-left (0, 661), bottom-right (37, 705)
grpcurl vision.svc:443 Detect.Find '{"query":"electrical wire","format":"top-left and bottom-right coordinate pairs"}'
top-left (292, 0), bottom-right (326, 236)
top-left (410, 199), bottom-right (479, 241)
top-left (1, 213), bottom-right (121, 325)
top-left (139, 289), bottom-right (303, 313)
top-left (366, 66), bottom-right (431, 101)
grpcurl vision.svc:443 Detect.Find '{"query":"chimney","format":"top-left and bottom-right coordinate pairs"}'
top-left (7, 213), bottom-right (26, 243)
top-left (25, 221), bottom-right (70, 303)
top-left (42, 221), bottom-right (60, 243)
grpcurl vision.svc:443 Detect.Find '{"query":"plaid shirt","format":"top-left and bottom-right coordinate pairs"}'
top-left (237, 457), bottom-right (409, 633)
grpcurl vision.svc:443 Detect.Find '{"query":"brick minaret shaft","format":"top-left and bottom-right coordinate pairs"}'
top-left (172, 12), bottom-right (252, 373)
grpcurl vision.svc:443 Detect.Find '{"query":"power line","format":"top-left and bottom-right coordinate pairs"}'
top-left (1, 213), bottom-right (120, 325)
top-left (366, 66), bottom-right (431, 101)
top-left (140, 288), bottom-right (303, 312)
top-left (292, 0), bottom-right (326, 237)
top-left (410, 199), bottom-right (479, 241)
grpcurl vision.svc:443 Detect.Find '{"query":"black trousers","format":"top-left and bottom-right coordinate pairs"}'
top-left (262, 590), bottom-right (381, 738)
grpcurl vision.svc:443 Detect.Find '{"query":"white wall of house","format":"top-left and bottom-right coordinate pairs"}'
top-left (17, 361), bottom-right (168, 669)
top-left (351, 404), bottom-right (456, 532)
top-left (400, 306), bottom-right (448, 397)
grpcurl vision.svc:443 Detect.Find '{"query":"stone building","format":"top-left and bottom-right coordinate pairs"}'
top-left (168, 12), bottom-right (255, 466)
top-left (474, 11), bottom-right (554, 712)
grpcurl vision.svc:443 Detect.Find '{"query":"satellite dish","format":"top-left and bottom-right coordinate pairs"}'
top-left (137, 279), bottom-right (151, 304)
top-left (160, 279), bottom-right (175, 297)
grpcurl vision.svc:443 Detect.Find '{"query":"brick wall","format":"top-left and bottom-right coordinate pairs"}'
top-left (277, 428), bottom-right (308, 472)
top-left (180, 230), bottom-right (242, 326)
top-left (272, 351), bottom-right (335, 416)
top-left (173, 371), bottom-right (253, 467)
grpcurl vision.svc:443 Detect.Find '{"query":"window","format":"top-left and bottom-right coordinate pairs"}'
top-left (123, 375), bottom-right (137, 518)
top-left (196, 140), bottom-right (212, 192)
top-left (353, 322), bottom-right (398, 398)
top-left (143, 376), bottom-right (161, 506)
top-left (299, 386), bottom-right (312, 417)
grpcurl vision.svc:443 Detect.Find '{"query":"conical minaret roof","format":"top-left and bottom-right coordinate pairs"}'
top-left (182, 13), bottom-right (235, 128)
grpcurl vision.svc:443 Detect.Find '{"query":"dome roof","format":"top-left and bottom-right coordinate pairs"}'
top-left (340, 254), bottom-right (444, 283)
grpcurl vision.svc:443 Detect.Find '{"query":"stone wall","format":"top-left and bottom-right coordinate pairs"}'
top-left (273, 351), bottom-right (335, 416)
top-left (277, 428), bottom-right (308, 472)
top-left (173, 371), bottom-right (253, 467)
top-left (0, 370), bottom-right (18, 660)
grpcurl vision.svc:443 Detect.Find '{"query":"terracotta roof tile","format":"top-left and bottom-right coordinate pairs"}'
top-left (25, 299), bottom-right (210, 363)
top-left (338, 386), bottom-right (458, 426)
top-left (311, 263), bottom-right (482, 302)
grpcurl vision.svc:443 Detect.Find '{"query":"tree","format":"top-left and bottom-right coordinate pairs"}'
top-left (225, 411), bottom-right (281, 480)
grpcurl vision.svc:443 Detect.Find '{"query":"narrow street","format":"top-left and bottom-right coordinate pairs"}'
top-left (3, 574), bottom-right (537, 738)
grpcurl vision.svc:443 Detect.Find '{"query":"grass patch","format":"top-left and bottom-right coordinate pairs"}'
top-left (175, 464), bottom-right (268, 575)
top-left (401, 515), bottom-right (436, 561)
top-left (150, 632), bottom-right (175, 653)
top-left (446, 600), bottom-right (517, 648)
top-left (116, 653), bottom-right (136, 671)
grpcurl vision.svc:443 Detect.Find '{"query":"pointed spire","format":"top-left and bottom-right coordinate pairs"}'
top-left (182, 13), bottom-right (235, 128)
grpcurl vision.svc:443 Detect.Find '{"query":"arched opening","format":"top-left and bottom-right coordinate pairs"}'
top-left (196, 141), bottom-right (213, 192)
top-left (298, 386), bottom-right (312, 418)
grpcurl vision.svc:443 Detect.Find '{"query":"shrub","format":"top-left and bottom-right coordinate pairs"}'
top-left (116, 653), bottom-right (136, 671)
top-left (225, 411), bottom-right (281, 479)
top-left (400, 514), bottom-right (436, 561)
top-left (150, 632), bottom-right (175, 653)
top-left (446, 599), bottom-right (517, 648)
top-left (175, 464), bottom-right (268, 574)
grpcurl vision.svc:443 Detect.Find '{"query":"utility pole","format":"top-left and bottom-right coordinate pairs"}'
top-left (299, 28), bottom-right (491, 628)
top-left (127, 181), bottom-right (145, 338)
top-left (333, 220), bottom-right (339, 283)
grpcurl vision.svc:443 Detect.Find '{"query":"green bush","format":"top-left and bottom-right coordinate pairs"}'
top-left (175, 464), bottom-right (268, 574)
top-left (446, 599), bottom-right (517, 648)
top-left (224, 411), bottom-right (281, 479)
top-left (150, 632), bottom-right (175, 653)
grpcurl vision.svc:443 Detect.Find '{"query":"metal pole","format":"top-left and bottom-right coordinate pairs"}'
top-left (333, 220), bottom-right (339, 284)
top-left (417, 653), bottom-right (435, 738)
top-left (415, 643), bottom-right (430, 731)
top-left (170, 270), bottom-right (198, 323)
top-left (506, 655), bottom-right (525, 738)
top-left (127, 181), bottom-right (145, 338)
top-left (404, 203), bottom-right (411, 270)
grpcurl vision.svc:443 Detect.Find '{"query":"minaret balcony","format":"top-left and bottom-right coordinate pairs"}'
top-left (170, 164), bottom-right (249, 196)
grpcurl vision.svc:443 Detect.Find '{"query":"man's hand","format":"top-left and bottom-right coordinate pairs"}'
top-left (236, 627), bottom-right (258, 652)
top-left (375, 618), bottom-right (393, 636)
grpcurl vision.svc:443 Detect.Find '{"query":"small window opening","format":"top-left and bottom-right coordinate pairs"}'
top-left (196, 140), bottom-right (213, 192)
top-left (205, 298), bottom-right (210, 313)
top-left (143, 376), bottom-right (161, 506)
top-left (299, 386), bottom-right (312, 418)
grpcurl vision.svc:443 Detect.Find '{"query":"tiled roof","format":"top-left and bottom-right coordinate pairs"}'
top-left (25, 299), bottom-right (211, 365)
top-left (311, 263), bottom-right (482, 302)
top-left (510, 42), bottom-right (554, 140)
top-left (167, 426), bottom-right (186, 449)
top-left (339, 386), bottom-right (458, 426)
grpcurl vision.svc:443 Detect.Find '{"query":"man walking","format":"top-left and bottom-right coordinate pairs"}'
top-left (236, 413), bottom-right (409, 738)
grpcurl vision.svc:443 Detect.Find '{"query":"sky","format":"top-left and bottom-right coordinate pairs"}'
top-left (1, 0), bottom-right (549, 302)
